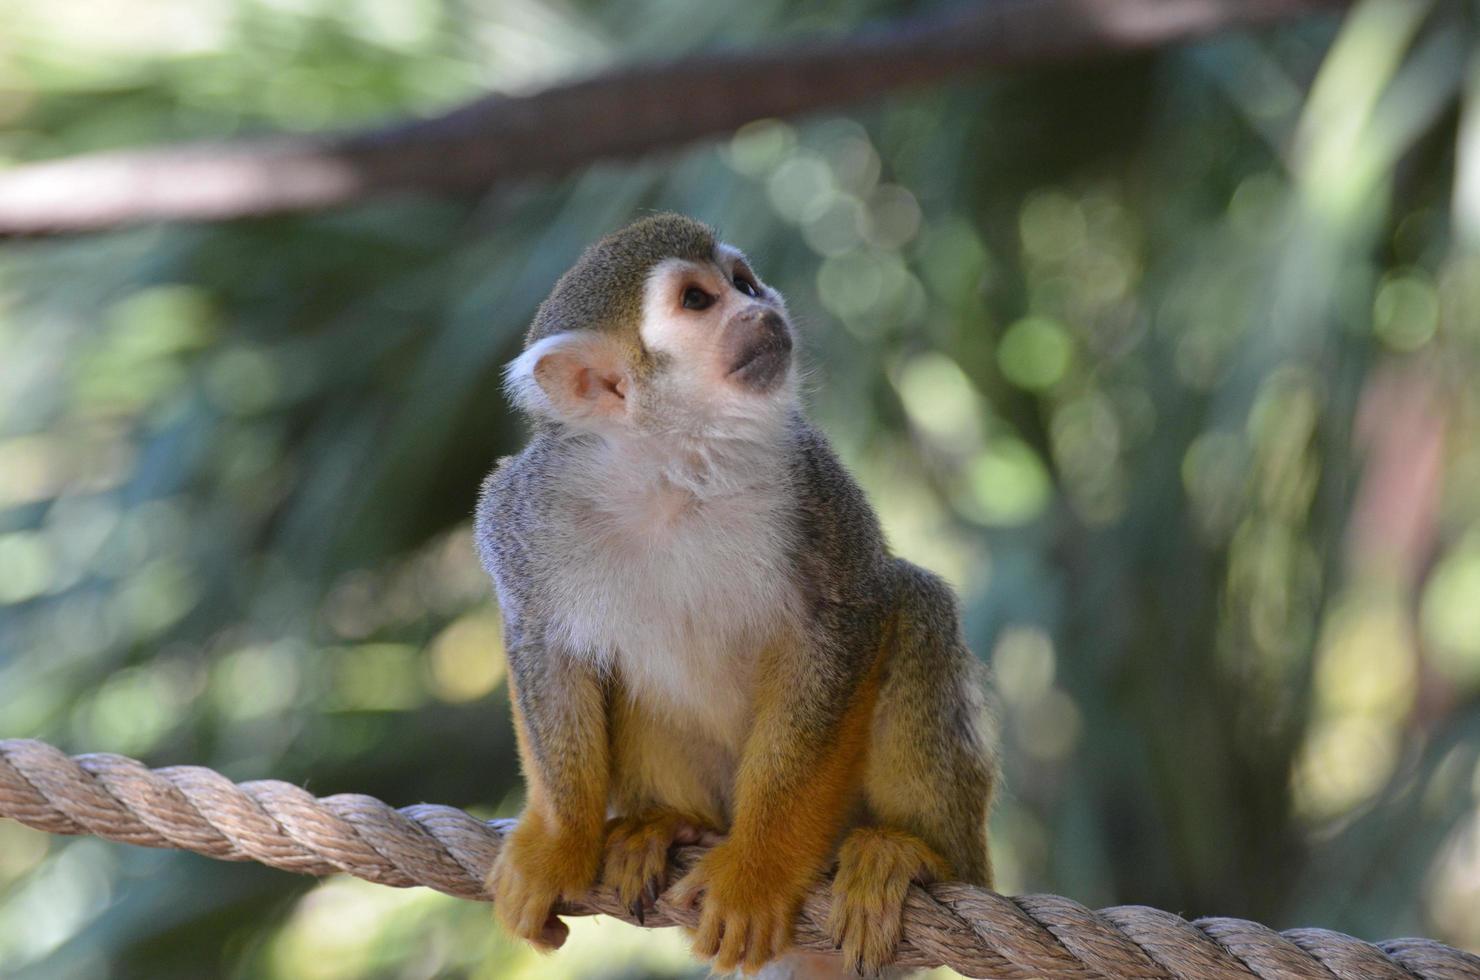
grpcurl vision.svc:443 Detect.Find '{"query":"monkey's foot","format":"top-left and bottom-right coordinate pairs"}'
top-left (601, 810), bottom-right (718, 923)
top-left (671, 840), bottom-right (810, 975)
top-left (825, 828), bottom-right (949, 976)
top-left (488, 819), bottom-right (602, 951)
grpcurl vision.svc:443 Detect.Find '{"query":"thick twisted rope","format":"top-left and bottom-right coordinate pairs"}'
top-left (1, 739), bottom-right (1475, 979)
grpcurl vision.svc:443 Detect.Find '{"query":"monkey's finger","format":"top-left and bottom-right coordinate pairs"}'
top-left (691, 907), bottom-right (724, 959)
top-left (771, 918), bottom-right (792, 969)
top-left (604, 851), bottom-right (638, 902)
top-left (839, 917), bottom-right (863, 974)
top-left (844, 929), bottom-right (872, 977)
top-left (713, 915), bottom-right (750, 973)
top-left (823, 895), bottom-right (846, 945)
top-left (495, 883), bottom-right (533, 937)
top-left (865, 927), bottom-right (898, 977)
top-left (649, 843), bottom-right (671, 886)
top-left (857, 915), bottom-right (896, 977)
top-left (668, 872), bottom-right (706, 911)
top-left (492, 872), bottom-right (521, 911)
top-left (672, 823), bottom-right (724, 847)
top-left (830, 903), bottom-right (850, 951)
top-left (638, 839), bottom-right (669, 899)
top-left (741, 918), bottom-right (778, 974)
top-left (863, 936), bottom-right (894, 977)
top-left (515, 899), bottom-right (552, 942)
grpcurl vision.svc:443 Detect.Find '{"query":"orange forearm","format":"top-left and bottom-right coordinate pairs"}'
top-left (726, 634), bottom-right (885, 883)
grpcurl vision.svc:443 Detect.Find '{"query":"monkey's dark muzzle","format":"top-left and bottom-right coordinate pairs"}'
top-left (724, 309), bottom-right (793, 392)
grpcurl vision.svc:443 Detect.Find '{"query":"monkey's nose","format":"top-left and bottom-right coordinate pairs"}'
top-left (726, 308), bottom-right (793, 391)
top-left (743, 308), bottom-right (791, 347)
top-left (743, 308), bottom-right (792, 352)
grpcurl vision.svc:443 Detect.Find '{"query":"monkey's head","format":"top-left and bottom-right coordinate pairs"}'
top-left (506, 213), bottom-right (796, 440)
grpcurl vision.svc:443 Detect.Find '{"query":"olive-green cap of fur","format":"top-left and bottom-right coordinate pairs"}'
top-left (525, 213), bottom-right (718, 348)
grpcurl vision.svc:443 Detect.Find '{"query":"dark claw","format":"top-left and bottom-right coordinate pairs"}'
top-left (631, 896), bottom-right (645, 925)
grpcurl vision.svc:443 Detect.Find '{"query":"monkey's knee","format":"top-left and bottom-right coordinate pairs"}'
top-left (825, 827), bottom-right (948, 976)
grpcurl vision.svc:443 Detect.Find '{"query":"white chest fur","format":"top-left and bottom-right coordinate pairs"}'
top-left (540, 439), bottom-right (798, 748)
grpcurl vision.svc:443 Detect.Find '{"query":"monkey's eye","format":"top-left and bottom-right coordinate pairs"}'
top-left (733, 274), bottom-right (760, 298)
top-left (681, 286), bottom-right (715, 311)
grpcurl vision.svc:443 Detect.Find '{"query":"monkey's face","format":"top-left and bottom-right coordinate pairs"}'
top-left (638, 244), bottom-right (794, 399)
top-left (506, 237), bottom-right (796, 441)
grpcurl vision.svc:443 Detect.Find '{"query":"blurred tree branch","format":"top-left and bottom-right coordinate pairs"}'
top-left (0, 0), bottom-right (1345, 237)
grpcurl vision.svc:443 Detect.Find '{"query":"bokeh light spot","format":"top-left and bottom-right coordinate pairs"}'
top-left (725, 119), bottom-right (795, 177)
top-left (1373, 272), bottom-right (1439, 351)
top-left (960, 437), bottom-right (1051, 526)
top-left (997, 316), bottom-right (1073, 391)
top-left (427, 611), bottom-right (506, 703)
top-left (894, 352), bottom-right (982, 452)
top-left (1421, 535), bottom-right (1480, 688)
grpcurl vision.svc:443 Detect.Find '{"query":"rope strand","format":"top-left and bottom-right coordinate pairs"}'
top-left (2, 739), bottom-right (1475, 979)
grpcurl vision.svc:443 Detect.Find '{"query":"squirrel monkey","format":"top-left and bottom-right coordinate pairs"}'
top-left (476, 214), bottom-right (997, 977)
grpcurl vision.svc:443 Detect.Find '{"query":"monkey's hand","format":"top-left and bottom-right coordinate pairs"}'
top-left (670, 838), bottom-right (813, 974)
top-left (601, 810), bottom-right (719, 925)
top-left (826, 828), bottom-right (950, 976)
top-left (489, 816), bottom-right (602, 951)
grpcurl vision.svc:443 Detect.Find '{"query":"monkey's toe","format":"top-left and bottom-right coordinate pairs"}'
top-left (490, 856), bottom-right (568, 950)
top-left (489, 823), bottom-right (602, 952)
top-left (671, 844), bottom-right (800, 974)
top-left (825, 828), bottom-right (949, 976)
top-left (601, 810), bottom-right (715, 920)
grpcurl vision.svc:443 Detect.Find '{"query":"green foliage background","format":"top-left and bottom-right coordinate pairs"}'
top-left (2, 0), bottom-right (1479, 977)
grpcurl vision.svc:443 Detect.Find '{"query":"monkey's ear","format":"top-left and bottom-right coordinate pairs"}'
top-left (505, 331), bottom-right (632, 426)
